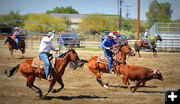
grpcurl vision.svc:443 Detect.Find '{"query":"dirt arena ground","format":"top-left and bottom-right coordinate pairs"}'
top-left (0, 50), bottom-right (180, 104)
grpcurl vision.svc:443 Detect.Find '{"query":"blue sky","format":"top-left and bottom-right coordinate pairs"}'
top-left (0, 0), bottom-right (180, 20)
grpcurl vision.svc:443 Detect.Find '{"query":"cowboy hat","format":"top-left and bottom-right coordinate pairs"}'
top-left (108, 33), bottom-right (116, 39)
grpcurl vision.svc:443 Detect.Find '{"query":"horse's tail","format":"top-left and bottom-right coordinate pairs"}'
top-left (78, 59), bottom-right (88, 67)
top-left (80, 59), bottom-right (88, 63)
top-left (5, 64), bottom-right (20, 77)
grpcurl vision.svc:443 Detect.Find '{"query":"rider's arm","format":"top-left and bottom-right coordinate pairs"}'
top-left (101, 36), bottom-right (109, 49)
top-left (43, 33), bottom-right (55, 42)
top-left (50, 43), bottom-right (57, 51)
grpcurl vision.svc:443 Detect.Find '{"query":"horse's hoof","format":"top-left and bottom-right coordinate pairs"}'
top-left (40, 95), bottom-right (47, 99)
top-left (52, 89), bottom-right (57, 93)
top-left (103, 84), bottom-right (109, 88)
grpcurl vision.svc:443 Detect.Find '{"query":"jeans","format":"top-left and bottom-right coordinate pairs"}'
top-left (104, 49), bottom-right (113, 72)
top-left (39, 53), bottom-right (51, 79)
top-left (15, 38), bottom-right (20, 48)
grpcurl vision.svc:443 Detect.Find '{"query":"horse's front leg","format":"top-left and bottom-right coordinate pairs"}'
top-left (52, 76), bottom-right (64, 93)
top-left (152, 48), bottom-right (157, 57)
top-left (10, 48), bottom-right (14, 59)
top-left (44, 79), bottom-right (56, 96)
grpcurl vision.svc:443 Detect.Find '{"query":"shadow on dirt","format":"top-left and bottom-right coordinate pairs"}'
top-left (136, 90), bottom-right (164, 93)
top-left (109, 85), bottom-right (158, 88)
top-left (41, 95), bottom-right (108, 100)
top-left (18, 57), bottom-right (34, 59)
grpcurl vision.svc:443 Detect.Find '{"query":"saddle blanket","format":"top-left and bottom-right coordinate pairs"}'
top-left (32, 56), bottom-right (45, 69)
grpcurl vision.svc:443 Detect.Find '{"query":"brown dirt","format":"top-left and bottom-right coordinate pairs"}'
top-left (0, 50), bottom-right (180, 104)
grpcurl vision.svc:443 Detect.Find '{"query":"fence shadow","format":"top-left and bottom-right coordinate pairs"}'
top-left (41, 95), bottom-right (108, 100)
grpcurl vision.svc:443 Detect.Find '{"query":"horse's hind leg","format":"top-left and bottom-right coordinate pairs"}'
top-left (95, 72), bottom-right (108, 88)
top-left (26, 76), bottom-right (42, 98)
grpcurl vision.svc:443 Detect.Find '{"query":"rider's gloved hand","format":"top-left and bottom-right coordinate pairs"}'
top-left (55, 50), bottom-right (59, 53)
top-left (52, 30), bottom-right (55, 34)
top-left (106, 47), bottom-right (110, 50)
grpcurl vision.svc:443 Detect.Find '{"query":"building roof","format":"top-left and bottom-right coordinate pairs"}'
top-left (50, 13), bottom-right (88, 19)
top-left (50, 13), bottom-right (88, 23)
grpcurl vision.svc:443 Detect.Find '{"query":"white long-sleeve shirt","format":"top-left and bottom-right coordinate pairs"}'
top-left (39, 33), bottom-right (56, 53)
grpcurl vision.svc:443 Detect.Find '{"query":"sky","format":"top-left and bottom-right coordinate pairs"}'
top-left (0, 0), bottom-right (180, 20)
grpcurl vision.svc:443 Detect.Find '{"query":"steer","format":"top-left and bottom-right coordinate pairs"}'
top-left (116, 64), bottom-right (164, 93)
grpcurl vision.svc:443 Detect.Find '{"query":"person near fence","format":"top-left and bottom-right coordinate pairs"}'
top-left (57, 33), bottom-right (64, 52)
top-left (39, 31), bottom-right (58, 81)
top-left (143, 29), bottom-right (153, 48)
top-left (101, 32), bottom-right (117, 74)
top-left (11, 27), bottom-right (21, 49)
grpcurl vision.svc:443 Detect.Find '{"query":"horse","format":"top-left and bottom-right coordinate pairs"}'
top-left (4, 36), bottom-right (25, 58)
top-left (134, 34), bottom-right (162, 57)
top-left (87, 44), bottom-right (135, 88)
top-left (5, 49), bottom-right (83, 98)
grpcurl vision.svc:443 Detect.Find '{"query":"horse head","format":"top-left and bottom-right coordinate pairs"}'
top-left (66, 48), bottom-right (83, 69)
top-left (156, 34), bottom-right (162, 41)
top-left (121, 44), bottom-right (135, 56)
top-left (4, 36), bottom-right (14, 44)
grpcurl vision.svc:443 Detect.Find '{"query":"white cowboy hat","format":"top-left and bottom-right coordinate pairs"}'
top-left (108, 33), bottom-right (116, 39)
top-left (47, 32), bottom-right (53, 36)
top-left (15, 27), bottom-right (19, 30)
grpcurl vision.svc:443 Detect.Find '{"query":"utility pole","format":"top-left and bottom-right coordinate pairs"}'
top-left (136, 0), bottom-right (140, 40)
top-left (124, 5), bottom-right (131, 19)
top-left (117, 0), bottom-right (120, 30)
top-left (119, 0), bottom-right (123, 32)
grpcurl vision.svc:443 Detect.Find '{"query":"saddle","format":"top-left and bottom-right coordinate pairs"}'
top-left (96, 54), bottom-right (108, 64)
top-left (32, 56), bottom-right (45, 69)
top-left (32, 55), bottom-right (53, 69)
top-left (142, 40), bottom-right (149, 46)
top-left (96, 53), bottom-right (119, 65)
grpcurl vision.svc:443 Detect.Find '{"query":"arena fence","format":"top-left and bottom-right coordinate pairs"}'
top-left (0, 31), bottom-right (180, 52)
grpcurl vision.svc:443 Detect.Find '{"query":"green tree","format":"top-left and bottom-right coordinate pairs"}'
top-left (79, 14), bottom-right (118, 34)
top-left (146, 0), bottom-right (173, 27)
top-left (46, 6), bottom-right (79, 14)
top-left (24, 14), bottom-right (70, 33)
top-left (0, 11), bottom-right (24, 27)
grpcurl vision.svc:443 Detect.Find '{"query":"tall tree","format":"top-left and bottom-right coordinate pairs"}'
top-left (79, 14), bottom-right (118, 34)
top-left (24, 14), bottom-right (70, 33)
top-left (0, 11), bottom-right (24, 27)
top-left (146, 0), bottom-right (173, 27)
top-left (46, 6), bottom-right (79, 14)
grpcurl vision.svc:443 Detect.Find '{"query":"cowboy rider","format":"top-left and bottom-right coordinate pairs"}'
top-left (39, 31), bottom-right (58, 80)
top-left (144, 29), bottom-right (153, 48)
top-left (101, 32), bottom-right (117, 74)
top-left (11, 27), bottom-right (21, 49)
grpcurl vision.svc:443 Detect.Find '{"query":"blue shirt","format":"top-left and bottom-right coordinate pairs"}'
top-left (101, 36), bottom-right (117, 50)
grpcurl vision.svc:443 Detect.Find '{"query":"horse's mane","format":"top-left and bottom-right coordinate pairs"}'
top-left (57, 49), bottom-right (75, 59)
top-left (5, 37), bottom-right (15, 44)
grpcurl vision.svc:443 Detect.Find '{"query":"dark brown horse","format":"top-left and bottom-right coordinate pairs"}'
top-left (5, 49), bottom-right (83, 98)
top-left (134, 34), bottom-right (162, 57)
top-left (4, 36), bottom-right (25, 58)
top-left (87, 44), bottom-right (135, 88)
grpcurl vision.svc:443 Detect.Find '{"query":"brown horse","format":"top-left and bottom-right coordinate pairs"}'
top-left (5, 49), bottom-right (83, 98)
top-left (87, 44), bottom-right (135, 88)
top-left (4, 36), bottom-right (25, 58)
top-left (134, 34), bottom-right (162, 57)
